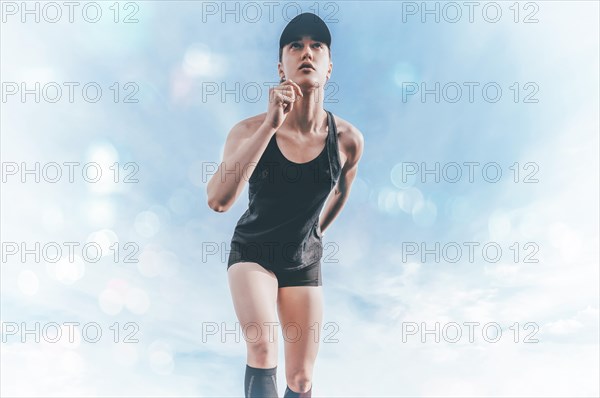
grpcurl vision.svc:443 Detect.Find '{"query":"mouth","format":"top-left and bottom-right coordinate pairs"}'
top-left (299, 63), bottom-right (315, 70)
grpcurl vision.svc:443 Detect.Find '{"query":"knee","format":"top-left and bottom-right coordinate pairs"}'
top-left (286, 370), bottom-right (312, 393)
top-left (247, 340), bottom-right (277, 366)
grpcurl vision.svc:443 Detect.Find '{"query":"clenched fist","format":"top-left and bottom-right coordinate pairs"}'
top-left (264, 79), bottom-right (304, 130)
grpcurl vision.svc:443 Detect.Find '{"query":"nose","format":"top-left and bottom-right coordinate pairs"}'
top-left (301, 44), bottom-right (313, 59)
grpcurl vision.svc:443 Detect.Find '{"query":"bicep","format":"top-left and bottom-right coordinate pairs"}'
top-left (221, 122), bottom-right (248, 164)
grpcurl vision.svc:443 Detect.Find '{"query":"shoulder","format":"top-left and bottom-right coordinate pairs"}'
top-left (229, 112), bottom-right (268, 138)
top-left (331, 113), bottom-right (365, 166)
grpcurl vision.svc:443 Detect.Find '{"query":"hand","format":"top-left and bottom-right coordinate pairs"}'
top-left (264, 79), bottom-right (303, 130)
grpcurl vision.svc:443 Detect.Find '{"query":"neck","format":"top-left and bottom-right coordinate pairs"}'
top-left (283, 87), bottom-right (327, 135)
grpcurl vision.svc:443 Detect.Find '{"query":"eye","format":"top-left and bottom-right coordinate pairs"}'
top-left (313, 42), bottom-right (323, 48)
top-left (291, 42), bottom-right (301, 48)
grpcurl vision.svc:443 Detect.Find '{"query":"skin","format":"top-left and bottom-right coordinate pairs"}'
top-left (221, 36), bottom-right (364, 393)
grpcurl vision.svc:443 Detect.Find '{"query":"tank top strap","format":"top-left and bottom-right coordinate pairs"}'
top-left (325, 109), bottom-right (342, 188)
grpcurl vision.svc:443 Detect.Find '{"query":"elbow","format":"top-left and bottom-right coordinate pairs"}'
top-left (208, 199), bottom-right (227, 212)
top-left (207, 195), bottom-right (232, 213)
top-left (206, 181), bottom-right (236, 212)
top-left (207, 196), bottom-right (228, 212)
top-left (206, 182), bottom-right (224, 212)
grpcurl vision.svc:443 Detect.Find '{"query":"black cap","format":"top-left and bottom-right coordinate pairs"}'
top-left (279, 12), bottom-right (331, 50)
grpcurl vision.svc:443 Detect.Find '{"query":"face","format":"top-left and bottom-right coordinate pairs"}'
top-left (278, 36), bottom-right (332, 90)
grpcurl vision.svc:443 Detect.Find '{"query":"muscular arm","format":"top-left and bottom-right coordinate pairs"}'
top-left (206, 117), bottom-right (275, 212)
top-left (318, 125), bottom-right (365, 234)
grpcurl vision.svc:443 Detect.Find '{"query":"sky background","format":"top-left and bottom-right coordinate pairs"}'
top-left (1, 1), bottom-right (599, 397)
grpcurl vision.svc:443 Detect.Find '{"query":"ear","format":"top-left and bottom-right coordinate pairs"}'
top-left (277, 62), bottom-right (285, 82)
top-left (326, 62), bottom-right (333, 80)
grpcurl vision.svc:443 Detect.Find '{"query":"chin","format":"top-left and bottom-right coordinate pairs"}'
top-left (296, 76), bottom-right (324, 89)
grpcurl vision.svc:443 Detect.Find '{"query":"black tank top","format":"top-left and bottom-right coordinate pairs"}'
top-left (227, 110), bottom-right (342, 271)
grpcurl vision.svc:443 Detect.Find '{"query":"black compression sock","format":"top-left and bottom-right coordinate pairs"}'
top-left (245, 364), bottom-right (278, 398)
top-left (284, 385), bottom-right (312, 397)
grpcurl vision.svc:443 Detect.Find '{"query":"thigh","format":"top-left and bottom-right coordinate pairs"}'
top-left (277, 285), bottom-right (323, 373)
top-left (227, 262), bottom-right (279, 346)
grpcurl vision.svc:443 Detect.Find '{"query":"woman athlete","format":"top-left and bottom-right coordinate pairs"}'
top-left (207, 13), bottom-right (364, 397)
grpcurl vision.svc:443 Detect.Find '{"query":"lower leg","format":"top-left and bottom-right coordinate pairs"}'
top-left (245, 364), bottom-right (279, 398)
top-left (283, 384), bottom-right (312, 397)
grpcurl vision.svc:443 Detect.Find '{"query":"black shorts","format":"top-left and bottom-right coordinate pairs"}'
top-left (227, 259), bottom-right (322, 288)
